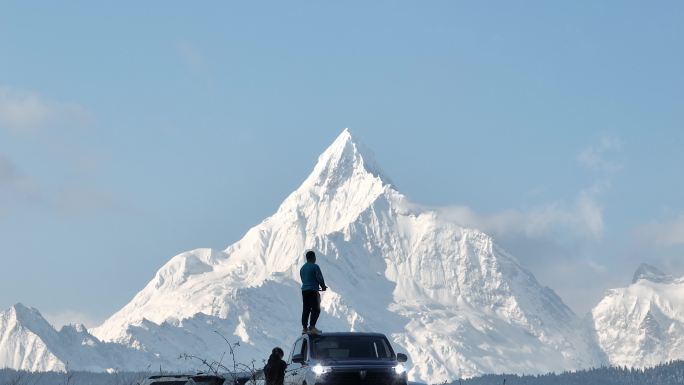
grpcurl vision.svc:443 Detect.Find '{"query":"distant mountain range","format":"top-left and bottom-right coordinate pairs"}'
top-left (1, 130), bottom-right (682, 384)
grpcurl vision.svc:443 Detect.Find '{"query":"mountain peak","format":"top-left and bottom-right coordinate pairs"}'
top-left (5, 303), bottom-right (56, 336)
top-left (632, 264), bottom-right (673, 284)
top-left (304, 129), bottom-right (391, 189)
top-left (271, 129), bottom-right (394, 235)
top-left (10, 303), bottom-right (40, 320)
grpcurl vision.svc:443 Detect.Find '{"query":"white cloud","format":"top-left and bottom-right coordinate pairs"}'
top-left (585, 258), bottom-right (608, 273)
top-left (440, 136), bottom-right (620, 241)
top-left (0, 155), bottom-right (123, 220)
top-left (54, 185), bottom-right (125, 217)
top-left (636, 214), bottom-right (684, 247)
top-left (431, 186), bottom-right (604, 240)
top-left (0, 154), bottom-right (41, 217)
top-left (43, 309), bottom-right (102, 329)
top-left (577, 135), bottom-right (623, 173)
top-left (0, 154), bottom-right (20, 183)
top-left (0, 86), bottom-right (91, 133)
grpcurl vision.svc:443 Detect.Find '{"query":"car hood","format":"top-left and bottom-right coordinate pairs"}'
top-left (318, 359), bottom-right (398, 367)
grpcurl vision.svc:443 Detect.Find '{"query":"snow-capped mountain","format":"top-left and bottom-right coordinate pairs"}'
top-left (0, 303), bottom-right (155, 372)
top-left (87, 129), bottom-right (603, 382)
top-left (591, 263), bottom-right (684, 368)
top-left (11, 130), bottom-right (683, 382)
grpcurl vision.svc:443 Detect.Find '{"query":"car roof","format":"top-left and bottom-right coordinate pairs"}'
top-left (307, 332), bottom-right (388, 338)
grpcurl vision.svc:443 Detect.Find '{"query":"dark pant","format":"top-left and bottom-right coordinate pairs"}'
top-left (301, 290), bottom-right (321, 328)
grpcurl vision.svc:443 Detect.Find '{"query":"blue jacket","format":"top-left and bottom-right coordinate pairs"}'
top-left (300, 262), bottom-right (326, 291)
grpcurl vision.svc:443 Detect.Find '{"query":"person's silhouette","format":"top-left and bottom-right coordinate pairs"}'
top-left (264, 347), bottom-right (287, 385)
top-left (300, 250), bottom-right (327, 334)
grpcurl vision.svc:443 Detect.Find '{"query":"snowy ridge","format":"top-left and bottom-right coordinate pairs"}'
top-left (591, 265), bottom-right (684, 368)
top-left (0, 304), bottom-right (155, 372)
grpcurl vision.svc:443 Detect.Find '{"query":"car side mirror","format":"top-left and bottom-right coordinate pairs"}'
top-left (396, 353), bottom-right (408, 363)
top-left (292, 354), bottom-right (304, 364)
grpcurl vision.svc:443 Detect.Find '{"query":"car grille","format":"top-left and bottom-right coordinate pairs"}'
top-left (318, 367), bottom-right (401, 385)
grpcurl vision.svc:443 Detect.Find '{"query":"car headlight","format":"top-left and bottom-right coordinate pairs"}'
top-left (312, 364), bottom-right (331, 376)
top-left (394, 363), bottom-right (406, 375)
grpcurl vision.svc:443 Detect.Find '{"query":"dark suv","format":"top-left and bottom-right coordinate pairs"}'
top-left (284, 332), bottom-right (409, 385)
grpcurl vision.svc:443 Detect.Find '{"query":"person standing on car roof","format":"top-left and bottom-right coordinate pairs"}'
top-left (264, 347), bottom-right (287, 385)
top-left (300, 250), bottom-right (327, 334)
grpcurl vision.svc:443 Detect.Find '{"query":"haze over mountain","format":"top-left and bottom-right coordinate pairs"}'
top-left (0, 131), bottom-right (682, 383)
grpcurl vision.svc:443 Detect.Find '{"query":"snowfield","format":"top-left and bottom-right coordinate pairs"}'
top-left (1, 130), bottom-right (682, 383)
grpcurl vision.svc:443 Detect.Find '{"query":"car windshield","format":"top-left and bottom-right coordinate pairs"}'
top-left (311, 335), bottom-right (394, 360)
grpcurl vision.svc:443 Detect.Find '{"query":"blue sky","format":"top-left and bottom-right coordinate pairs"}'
top-left (0, 1), bottom-right (682, 327)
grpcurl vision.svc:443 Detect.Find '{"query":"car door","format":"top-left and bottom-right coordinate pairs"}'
top-left (297, 338), bottom-right (310, 385)
top-left (285, 338), bottom-right (304, 385)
